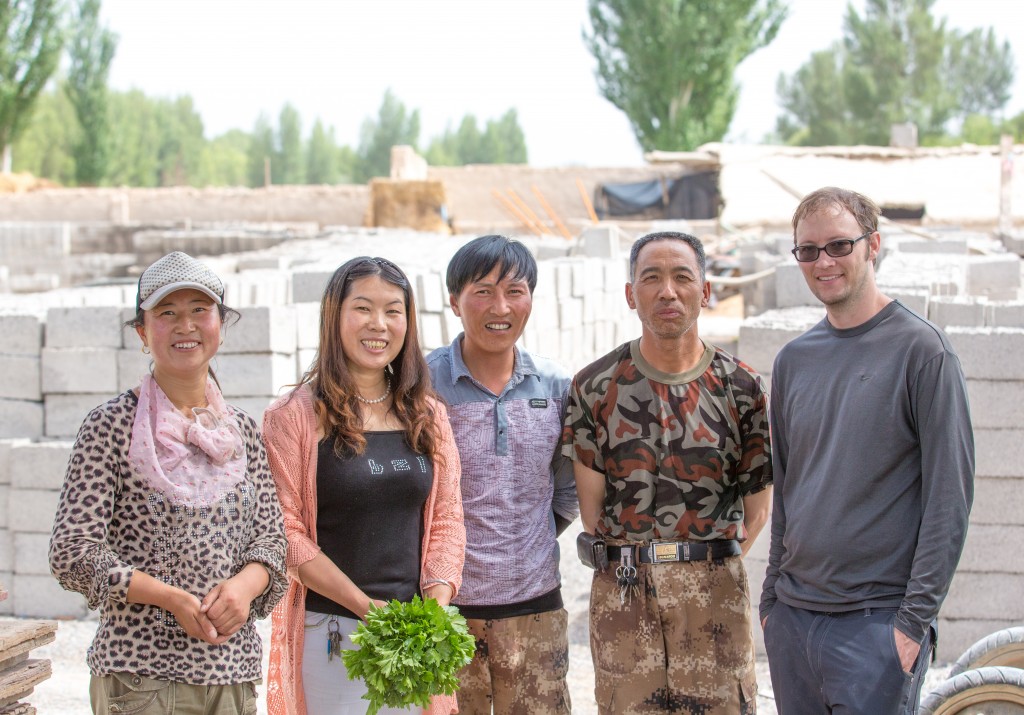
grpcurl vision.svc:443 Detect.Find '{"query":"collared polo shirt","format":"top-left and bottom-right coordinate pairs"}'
top-left (427, 335), bottom-right (578, 609)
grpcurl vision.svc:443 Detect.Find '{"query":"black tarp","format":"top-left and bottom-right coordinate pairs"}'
top-left (594, 170), bottom-right (721, 220)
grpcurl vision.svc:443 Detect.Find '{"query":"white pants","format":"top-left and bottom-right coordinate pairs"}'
top-left (302, 611), bottom-right (410, 715)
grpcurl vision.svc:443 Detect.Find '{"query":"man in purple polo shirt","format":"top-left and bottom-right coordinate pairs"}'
top-left (427, 234), bottom-right (578, 714)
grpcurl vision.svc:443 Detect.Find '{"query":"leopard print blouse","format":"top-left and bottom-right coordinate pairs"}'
top-left (49, 390), bottom-right (287, 685)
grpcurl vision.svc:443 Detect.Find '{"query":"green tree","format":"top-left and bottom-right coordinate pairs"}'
top-left (275, 103), bottom-right (303, 184)
top-left (777, 0), bottom-right (1015, 146)
top-left (65, 0), bottom-right (118, 185)
top-left (11, 82), bottom-right (77, 183)
top-left (306, 119), bottom-right (338, 184)
top-left (481, 109), bottom-right (527, 163)
top-left (354, 89), bottom-right (420, 182)
top-left (0, 0), bottom-right (66, 172)
top-left (247, 113), bottom-right (274, 187)
top-left (196, 129), bottom-right (249, 187)
top-left (584, 0), bottom-right (786, 152)
top-left (106, 89), bottom-right (161, 186)
top-left (156, 96), bottom-right (204, 185)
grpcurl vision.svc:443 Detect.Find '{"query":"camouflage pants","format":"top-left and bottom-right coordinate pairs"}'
top-left (457, 608), bottom-right (571, 715)
top-left (589, 553), bottom-right (757, 715)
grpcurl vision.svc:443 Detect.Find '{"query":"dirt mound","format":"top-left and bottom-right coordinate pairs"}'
top-left (0, 172), bottom-right (58, 193)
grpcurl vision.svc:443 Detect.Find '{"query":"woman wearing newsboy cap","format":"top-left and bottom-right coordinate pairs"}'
top-left (49, 251), bottom-right (288, 714)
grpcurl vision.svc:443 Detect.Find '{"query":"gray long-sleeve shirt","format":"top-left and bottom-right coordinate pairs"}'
top-left (759, 301), bottom-right (974, 642)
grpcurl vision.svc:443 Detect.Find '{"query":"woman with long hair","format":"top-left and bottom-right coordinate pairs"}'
top-left (49, 251), bottom-right (288, 714)
top-left (264, 256), bottom-right (465, 715)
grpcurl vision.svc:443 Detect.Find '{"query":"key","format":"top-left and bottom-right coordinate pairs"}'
top-left (327, 617), bottom-right (343, 661)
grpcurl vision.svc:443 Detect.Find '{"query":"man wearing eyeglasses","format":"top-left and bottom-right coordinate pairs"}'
top-left (760, 187), bottom-right (974, 715)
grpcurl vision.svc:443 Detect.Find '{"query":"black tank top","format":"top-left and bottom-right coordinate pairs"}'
top-left (305, 431), bottom-right (433, 619)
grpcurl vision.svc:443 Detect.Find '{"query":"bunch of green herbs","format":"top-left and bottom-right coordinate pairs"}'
top-left (342, 595), bottom-right (475, 715)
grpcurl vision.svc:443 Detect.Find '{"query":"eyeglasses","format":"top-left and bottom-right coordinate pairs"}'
top-left (791, 232), bottom-right (872, 263)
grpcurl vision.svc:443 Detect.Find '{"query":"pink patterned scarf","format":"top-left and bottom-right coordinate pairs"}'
top-left (128, 373), bottom-right (247, 506)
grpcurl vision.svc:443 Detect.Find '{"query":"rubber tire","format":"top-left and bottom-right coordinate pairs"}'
top-left (951, 627), bottom-right (1024, 675)
top-left (920, 666), bottom-right (1024, 714)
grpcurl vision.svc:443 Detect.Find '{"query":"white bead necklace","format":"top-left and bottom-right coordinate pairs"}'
top-left (355, 383), bottom-right (391, 405)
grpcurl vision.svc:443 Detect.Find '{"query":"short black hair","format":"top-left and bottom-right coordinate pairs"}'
top-left (629, 231), bottom-right (706, 282)
top-left (446, 234), bottom-right (538, 297)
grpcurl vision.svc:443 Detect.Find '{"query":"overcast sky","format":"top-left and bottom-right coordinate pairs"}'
top-left (98, 0), bottom-right (1024, 167)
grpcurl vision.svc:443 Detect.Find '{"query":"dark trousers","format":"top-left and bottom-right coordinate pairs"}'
top-left (763, 600), bottom-right (933, 715)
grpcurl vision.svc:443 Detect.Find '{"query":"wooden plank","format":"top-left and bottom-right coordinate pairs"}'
top-left (0, 660), bottom-right (50, 708)
top-left (0, 634), bottom-right (54, 673)
top-left (0, 622), bottom-right (56, 654)
top-left (0, 701), bottom-right (34, 714)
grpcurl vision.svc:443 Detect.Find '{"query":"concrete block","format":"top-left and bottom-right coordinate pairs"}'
top-left (895, 238), bottom-right (968, 254)
top-left (774, 261), bottom-right (818, 308)
top-left (986, 301), bottom-right (1024, 328)
top-left (441, 309), bottom-right (462, 345)
top-left (974, 429), bottom-right (1024, 478)
top-left (13, 573), bottom-right (88, 619)
top-left (416, 272), bottom-right (447, 314)
top-left (45, 306), bottom-right (123, 348)
top-left (221, 306), bottom-right (297, 355)
top-left (418, 312), bottom-right (445, 351)
top-left (737, 309), bottom-right (823, 375)
top-left (0, 355), bottom-right (40, 400)
top-left (0, 314), bottom-right (42, 356)
top-left (292, 270), bottom-right (333, 303)
top-left (553, 261), bottom-right (572, 299)
top-left (936, 618), bottom-right (1024, 662)
top-left (0, 399), bottom-right (43, 440)
top-left (13, 532), bottom-right (50, 575)
top-left (117, 349), bottom-right (151, 392)
top-left (889, 290), bottom-right (929, 319)
top-left (8, 487), bottom-right (59, 533)
top-left (227, 396), bottom-right (276, 426)
top-left (971, 477), bottom-right (1024, 525)
top-left (570, 260), bottom-right (587, 298)
top-left (216, 353), bottom-right (297, 398)
top-left (0, 439), bottom-right (30, 484)
top-left (10, 440), bottom-right (73, 490)
top-left (0, 531), bottom-right (11, 572)
top-left (582, 258), bottom-right (606, 294)
top-left (530, 294), bottom-right (559, 331)
top-left (44, 393), bottom-right (111, 438)
top-left (928, 297), bottom-right (986, 329)
top-left (604, 258), bottom-right (628, 289)
top-left (958, 524), bottom-right (1024, 573)
top-left (295, 302), bottom-right (321, 349)
top-left (967, 254), bottom-right (1021, 298)
top-left (947, 328), bottom-right (1024, 380)
top-left (534, 261), bottom-right (557, 300)
top-left (966, 381), bottom-right (1024, 429)
top-left (942, 572), bottom-right (1024, 620)
top-left (296, 349), bottom-right (317, 379)
top-left (558, 297), bottom-right (584, 329)
top-left (579, 224), bottom-right (623, 259)
top-left (0, 486), bottom-right (7, 529)
top-left (41, 347), bottom-right (118, 394)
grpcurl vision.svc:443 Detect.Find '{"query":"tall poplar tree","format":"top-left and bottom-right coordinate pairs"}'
top-left (584, 0), bottom-right (786, 152)
top-left (0, 0), bottom-right (65, 172)
top-left (65, 0), bottom-right (118, 185)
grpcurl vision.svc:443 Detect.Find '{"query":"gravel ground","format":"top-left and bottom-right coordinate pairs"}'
top-left (29, 528), bottom-right (951, 713)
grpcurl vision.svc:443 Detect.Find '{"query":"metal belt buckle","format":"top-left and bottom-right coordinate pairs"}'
top-left (649, 540), bottom-right (681, 563)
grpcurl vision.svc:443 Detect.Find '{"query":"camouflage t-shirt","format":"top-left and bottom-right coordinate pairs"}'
top-left (561, 339), bottom-right (771, 542)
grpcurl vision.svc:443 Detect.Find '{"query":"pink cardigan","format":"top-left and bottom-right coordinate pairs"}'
top-left (263, 386), bottom-right (465, 715)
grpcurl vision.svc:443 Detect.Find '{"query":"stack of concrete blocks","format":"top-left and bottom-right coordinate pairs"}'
top-left (0, 439), bottom-right (86, 618)
top-left (218, 305), bottom-right (300, 419)
top-left (736, 234), bottom-right (1024, 660)
top-left (941, 324), bottom-right (1024, 659)
top-left (0, 314), bottom-right (44, 440)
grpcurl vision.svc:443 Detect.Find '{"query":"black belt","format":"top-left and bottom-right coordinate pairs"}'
top-left (607, 540), bottom-right (741, 564)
